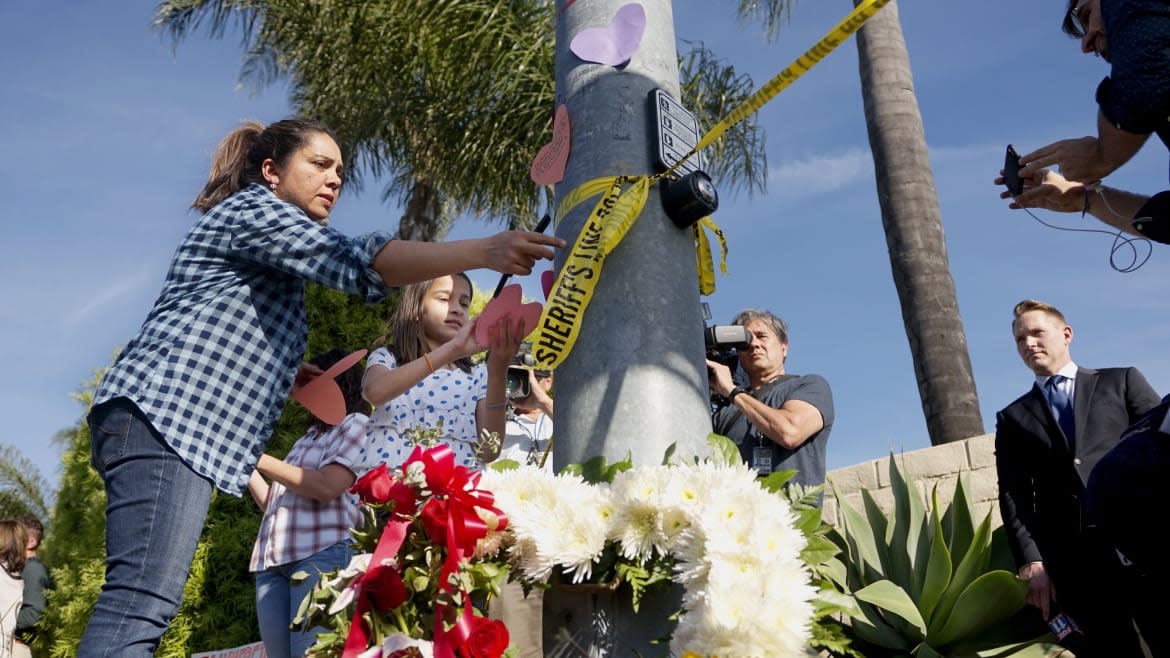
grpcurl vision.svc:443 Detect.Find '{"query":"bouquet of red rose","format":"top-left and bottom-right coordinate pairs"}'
top-left (296, 445), bottom-right (513, 658)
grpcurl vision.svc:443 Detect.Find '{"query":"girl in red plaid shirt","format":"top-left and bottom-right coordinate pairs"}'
top-left (247, 349), bottom-right (369, 658)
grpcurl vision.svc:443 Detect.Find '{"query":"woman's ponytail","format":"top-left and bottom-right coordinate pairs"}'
top-left (192, 121), bottom-right (265, 213)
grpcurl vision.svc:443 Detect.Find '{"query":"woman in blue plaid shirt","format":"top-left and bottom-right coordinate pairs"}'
top-left (80, 118), bottom-right (562, 657)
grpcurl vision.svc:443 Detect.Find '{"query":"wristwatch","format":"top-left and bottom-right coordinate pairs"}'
top-left (727, 386), bottom-right (747, 402)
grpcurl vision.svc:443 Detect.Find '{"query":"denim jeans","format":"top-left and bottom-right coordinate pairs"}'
top-left (78, 399), bottom-right (213, 658)
top-left (256, 541), bottom-right (352, 658)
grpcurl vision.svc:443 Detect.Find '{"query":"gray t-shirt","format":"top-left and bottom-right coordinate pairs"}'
top-left (712, 373), bottom-right (833, 489)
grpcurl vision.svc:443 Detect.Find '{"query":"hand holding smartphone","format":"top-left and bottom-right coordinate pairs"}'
top-left (1004, 144), bottom-right (1024, 196)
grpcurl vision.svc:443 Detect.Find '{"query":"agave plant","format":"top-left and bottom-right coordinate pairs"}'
top-left (826, 455), bottom-right (1064, 658)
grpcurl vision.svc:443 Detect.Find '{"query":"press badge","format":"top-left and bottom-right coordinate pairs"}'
top-left (752, 446), bottom-right (773, 475)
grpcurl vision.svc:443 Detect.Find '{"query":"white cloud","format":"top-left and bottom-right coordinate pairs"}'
top-left (62, 269), bottom-right (156, 328)
top-left (768, 147), bottom-right (874, 201)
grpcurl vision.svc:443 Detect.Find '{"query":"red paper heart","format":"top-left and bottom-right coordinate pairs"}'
top-left (541, 270), bottom-right (554, 300)
top-left (476, 284), bottom-right (543, 348)
top-left (530, 104), bottom-right (570, 186)
top-left (291, 349), bottom-right (367, 425)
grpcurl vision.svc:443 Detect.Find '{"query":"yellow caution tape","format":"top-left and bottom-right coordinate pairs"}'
top-left (695, 216), bottom-right (728, 296)
top-left (533, 0), bottom-right (890, 368)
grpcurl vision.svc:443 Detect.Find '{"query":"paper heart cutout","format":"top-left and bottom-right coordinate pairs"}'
top-left (569, 3), bottom-right (646, 67)
top-left (291, 349), bottom-right (368, 425)
top-left (541, 270), bottom-right (554, 300)
top-left (476, 284), bottom-right (543, 348)
top-left (530, 104), bottom-right (571, 186)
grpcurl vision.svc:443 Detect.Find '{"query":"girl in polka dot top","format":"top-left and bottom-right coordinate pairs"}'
top-left (359, 272), bottom-right (523, 471)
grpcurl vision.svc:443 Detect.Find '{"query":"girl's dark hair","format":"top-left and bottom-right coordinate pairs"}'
top-left (388, 274), bottom-right (474, 374)
top-left (193, 117), bottom-right (337, 212)
top-left (308, 349), bottom-right (370, 432)
top-left (0, 519), bottom-right (27, 577)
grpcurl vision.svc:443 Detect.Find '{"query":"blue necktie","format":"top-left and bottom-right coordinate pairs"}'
top-left (1045, 375), bottom-right (1076, 449)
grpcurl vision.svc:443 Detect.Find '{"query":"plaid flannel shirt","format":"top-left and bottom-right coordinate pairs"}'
top-left (93, 184), bottom-right (392, 495)
top-left (250, 413), bottom-right (369, 571)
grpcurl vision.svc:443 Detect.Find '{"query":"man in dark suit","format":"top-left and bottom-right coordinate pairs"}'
top-left (996, 299), bottom-right (1160, 657)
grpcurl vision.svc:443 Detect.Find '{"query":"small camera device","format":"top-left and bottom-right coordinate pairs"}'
top-left (1003, 144), bottom-right (1024, 196)
top-left (662, 170), bottom-right (719, 229)
top-left (505, 366), bottom-right (531, 399)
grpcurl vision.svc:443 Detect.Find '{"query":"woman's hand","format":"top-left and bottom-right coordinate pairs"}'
top-left (481, 231), bottom-right (565, 275)
top-left (446, 317), bottom-right (485, 360)
top-left (995, 167), bottom-right (1083, 213)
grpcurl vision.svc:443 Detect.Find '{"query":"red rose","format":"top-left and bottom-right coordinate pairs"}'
top-left (363, 563), bottom-right (407, 611)
top-left (464, 616), bottom-right (509, 658)
top-left (351, 463), bottom-right (394, 504)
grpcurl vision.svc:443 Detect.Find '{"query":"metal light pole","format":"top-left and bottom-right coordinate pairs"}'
top-left (549, 1), bottom-right (710, 477)
top-left (543, 1), bottom-right (709, 654)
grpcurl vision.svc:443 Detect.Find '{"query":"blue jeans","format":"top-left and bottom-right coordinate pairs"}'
top-left (78, 399), bottom-right (213, 658)
top-left (256, 541), bottom-right (352, 658)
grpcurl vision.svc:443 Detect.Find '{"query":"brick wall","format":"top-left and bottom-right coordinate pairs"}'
top-left (821, 433), bottom-right (1001, 529)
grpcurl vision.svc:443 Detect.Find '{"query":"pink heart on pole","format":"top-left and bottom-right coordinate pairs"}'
top-left (530, 104), bottom-right (571, 186)
top-left (476, 284), bottom-right (543, 348)
top-left (569, 3), bottom-right (646, 67)
top-left (291, 349), bottom-right (367, 425)
top-left (541, 270), bottom-right (554, 300)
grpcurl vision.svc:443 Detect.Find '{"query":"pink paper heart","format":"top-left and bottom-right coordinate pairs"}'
top-left (569, 3), bottom-right (646, 67)
top-left (476, 284), bottom-right (543, 348)
top-left (530, 104), bottom-right (571, 186)
top-left (541, 270), bottom-right (554, 300)
top-left (291, 349), bottom-right (367, 425)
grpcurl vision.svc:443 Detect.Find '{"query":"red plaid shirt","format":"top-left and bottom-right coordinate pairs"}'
top-left (250, 413), bottom-right (368, 571)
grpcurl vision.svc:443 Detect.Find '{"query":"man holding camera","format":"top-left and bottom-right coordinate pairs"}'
top-left (707, 309), bottom-right (833, 496)
top-left (1002, 0), bottom-right (1170, 244)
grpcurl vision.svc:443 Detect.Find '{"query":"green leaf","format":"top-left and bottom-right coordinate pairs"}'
top-left (860, 488), bottom-right (893, 578)
top-left (488, 458), bottom-right (521, 472)
top-left (759, 468), bottom-right (797, 493)
top-left (916, 642), bottom-right (945, 658)
top-left (929, 570), bottom-right (1029, 648)
top-left (928, 512), bottom-right (993, 637)
top-left (706, 432), bottom-right (741, 467)
top-left (917, 491), bottom-right (952, 625)
top-left (850, 602), bottom-right (913, 651)
top-left (660, 441), bottom-right (678, 465)
top-left (802, 534), bottom-right (842, 566)
top-left (854, 580), bottom-right (926, 638)
top-left (942, 472), bottom-right (976, 566)
top-left (829, 480), bottom-right (885, 587)
top-left (886, 455), bottom-right (926, 601)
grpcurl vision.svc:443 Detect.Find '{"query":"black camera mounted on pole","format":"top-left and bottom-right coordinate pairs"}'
top-left (649, 88), bottom-right (719, 228)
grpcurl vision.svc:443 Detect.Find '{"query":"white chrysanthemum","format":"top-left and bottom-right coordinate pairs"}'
top-left (482, 468), bottom-right (611, 583)
top-left (535, 475), bottom-right (612, 582)
top-left (608, 466), bottom-right (678, 560)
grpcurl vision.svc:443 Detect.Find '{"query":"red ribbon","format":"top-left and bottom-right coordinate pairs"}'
top-left (403, 445), bottom-right (508, 658)
top-left (341, 445), bottom-right (508, 658)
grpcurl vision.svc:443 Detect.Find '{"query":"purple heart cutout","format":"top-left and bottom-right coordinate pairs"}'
top-left (569, 3), bottom-right (646, 67)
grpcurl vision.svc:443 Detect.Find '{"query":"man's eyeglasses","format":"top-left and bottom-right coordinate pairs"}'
top-left (1068, 2), bottom-right (1089, 37)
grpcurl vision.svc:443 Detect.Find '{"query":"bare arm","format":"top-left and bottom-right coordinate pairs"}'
top-left (729, 395), bottom-right (825, 450)
top-left (476, 318), bottom-right (525, 463)
top-left (1018, 111), bottom-right (1150, 183)
top-left (247, 469), bottom-right (270, 510)
top-left (372, 231), bottom-right (565, 287)
top-left (362, 322), bottom-right (481, 406)
top-left (997, 168), bottom-right (1149, 236)
top-left (254, 453), bottom-right (356, 503)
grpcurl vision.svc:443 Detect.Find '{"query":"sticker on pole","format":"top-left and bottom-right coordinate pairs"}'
top-left (649, 88), bottom-right (703, 176)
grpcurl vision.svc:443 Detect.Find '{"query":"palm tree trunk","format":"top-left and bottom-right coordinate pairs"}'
top-left (395, 180), bottom-right (445, 242)
top-left (854, 0), bottom-right (984, 444)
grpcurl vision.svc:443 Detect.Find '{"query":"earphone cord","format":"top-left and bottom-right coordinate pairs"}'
top-left (1021, 189), bottom-right (1151, 273)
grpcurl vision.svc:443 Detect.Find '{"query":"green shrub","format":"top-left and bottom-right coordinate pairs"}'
top-left (826, 455), bottom-right (1060, 657)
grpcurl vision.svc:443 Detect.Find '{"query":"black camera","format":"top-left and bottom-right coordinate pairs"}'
top-left (705, 324), bottom-right (751, 372)
top-left (506, 350), bottom-right (550, 399)
top-left (506, 366), bottom-right (532, 399)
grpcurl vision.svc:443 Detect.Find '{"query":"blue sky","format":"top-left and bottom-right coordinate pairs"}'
top-left (4, 1), bottom-right (1169, 497)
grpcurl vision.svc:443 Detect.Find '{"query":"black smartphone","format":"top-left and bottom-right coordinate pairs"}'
top-left (1004, 144), bottom-right (1023, 195)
